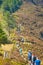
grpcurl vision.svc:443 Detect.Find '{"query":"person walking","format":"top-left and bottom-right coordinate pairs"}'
top-left (28, 50), bottom-right (32, 61)
top-left (31, 53), bottom-right (36, 65)
top-left (19, 48), bottom-right (23, 55)
top-left (28, 50), bottom-right (32, 65)
top-left (35, 57), bottom-right (41, 65)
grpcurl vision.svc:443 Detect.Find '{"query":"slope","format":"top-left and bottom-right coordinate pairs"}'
top-left (12, 1), bottom-right (43, 60)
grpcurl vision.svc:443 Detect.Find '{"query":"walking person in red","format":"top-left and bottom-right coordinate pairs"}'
top-left (31, 53), bottom-right (36, 65)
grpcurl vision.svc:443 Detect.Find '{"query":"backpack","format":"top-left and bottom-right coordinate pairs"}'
top-left (33, 56), bottom-right (36, 62)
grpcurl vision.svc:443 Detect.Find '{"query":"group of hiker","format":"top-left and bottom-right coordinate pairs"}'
top-left (3, 43), bottom-right (41, 65)
top-left (28, 50), bottom-right (41, 65)
top-left (16, 43), bottom-right (41, 65)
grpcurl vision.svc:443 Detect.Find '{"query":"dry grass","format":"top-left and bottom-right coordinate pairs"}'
top-left (12, 1), bottom-right (43, 61)
top-left (1, 44), bottom-right (14, 51)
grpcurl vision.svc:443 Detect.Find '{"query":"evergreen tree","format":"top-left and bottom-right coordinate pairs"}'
top-left (0, 27), bottom-right (9, 44)
top-left (1, 0), bottom-right (22, 13)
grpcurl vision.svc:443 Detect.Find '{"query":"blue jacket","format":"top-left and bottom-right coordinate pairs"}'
top-left (28, 52), bottom-right (32, 60)
top-left (35, 59), bottom-right (41, 65)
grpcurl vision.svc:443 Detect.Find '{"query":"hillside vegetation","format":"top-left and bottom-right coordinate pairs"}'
top-left (0, 0), bottom-right (43, 65)
top-left (12, 0), bottom-right (43, 60)
top-left (0, 0), bottom-right (22, 44)
top-left (0, 0), bottom-right (22, 13)
top-left (33, 0), bottom-right (43, 5)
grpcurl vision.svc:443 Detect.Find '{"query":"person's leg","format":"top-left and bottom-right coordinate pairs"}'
top-left (33, 62), bottom-right (35, 65)
top-left (29, 61), bottom-right (31, 65)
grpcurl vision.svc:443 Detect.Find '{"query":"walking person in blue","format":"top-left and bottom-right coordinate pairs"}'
top-left (28, 50), bottom-right (32, 65)
top-left (28, 50), bottom-right (32, 60)
top-left (19, 47), bottom-right (23, 55)
top-left (35, 57), bottom-right (41, 65)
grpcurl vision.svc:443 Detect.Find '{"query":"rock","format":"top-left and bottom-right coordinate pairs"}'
top-left (24, 0), bottom-right (43, 6)
top-left (33, 0), bottom-right (43, 6)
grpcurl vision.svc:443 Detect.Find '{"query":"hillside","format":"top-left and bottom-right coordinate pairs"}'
top-left (12, 1), bottom-right (43, 60)
top-left (0, 0), bottom-right (43, 65)
top-left (0, 0), bottom-right (43, 43)
top-left (13, 1), bottom-right (43, 41)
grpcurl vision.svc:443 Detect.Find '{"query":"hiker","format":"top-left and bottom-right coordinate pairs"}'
top-left (3, 51), bottom-right (8, 59)
top-left (35, 57), bottom-right (41, 65)
top-left (19, 48), bottom-right (22, 55)
top-left (28, 50), bottom-right (32, 61)
top-left (31, 53), bottom-right (36, 65)
top-left (28, 50), bottom-right (32, 65)
top-left (16, 43), bottom-right (19, 47)
top-left (21, 38), bottom-right (24, 42)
